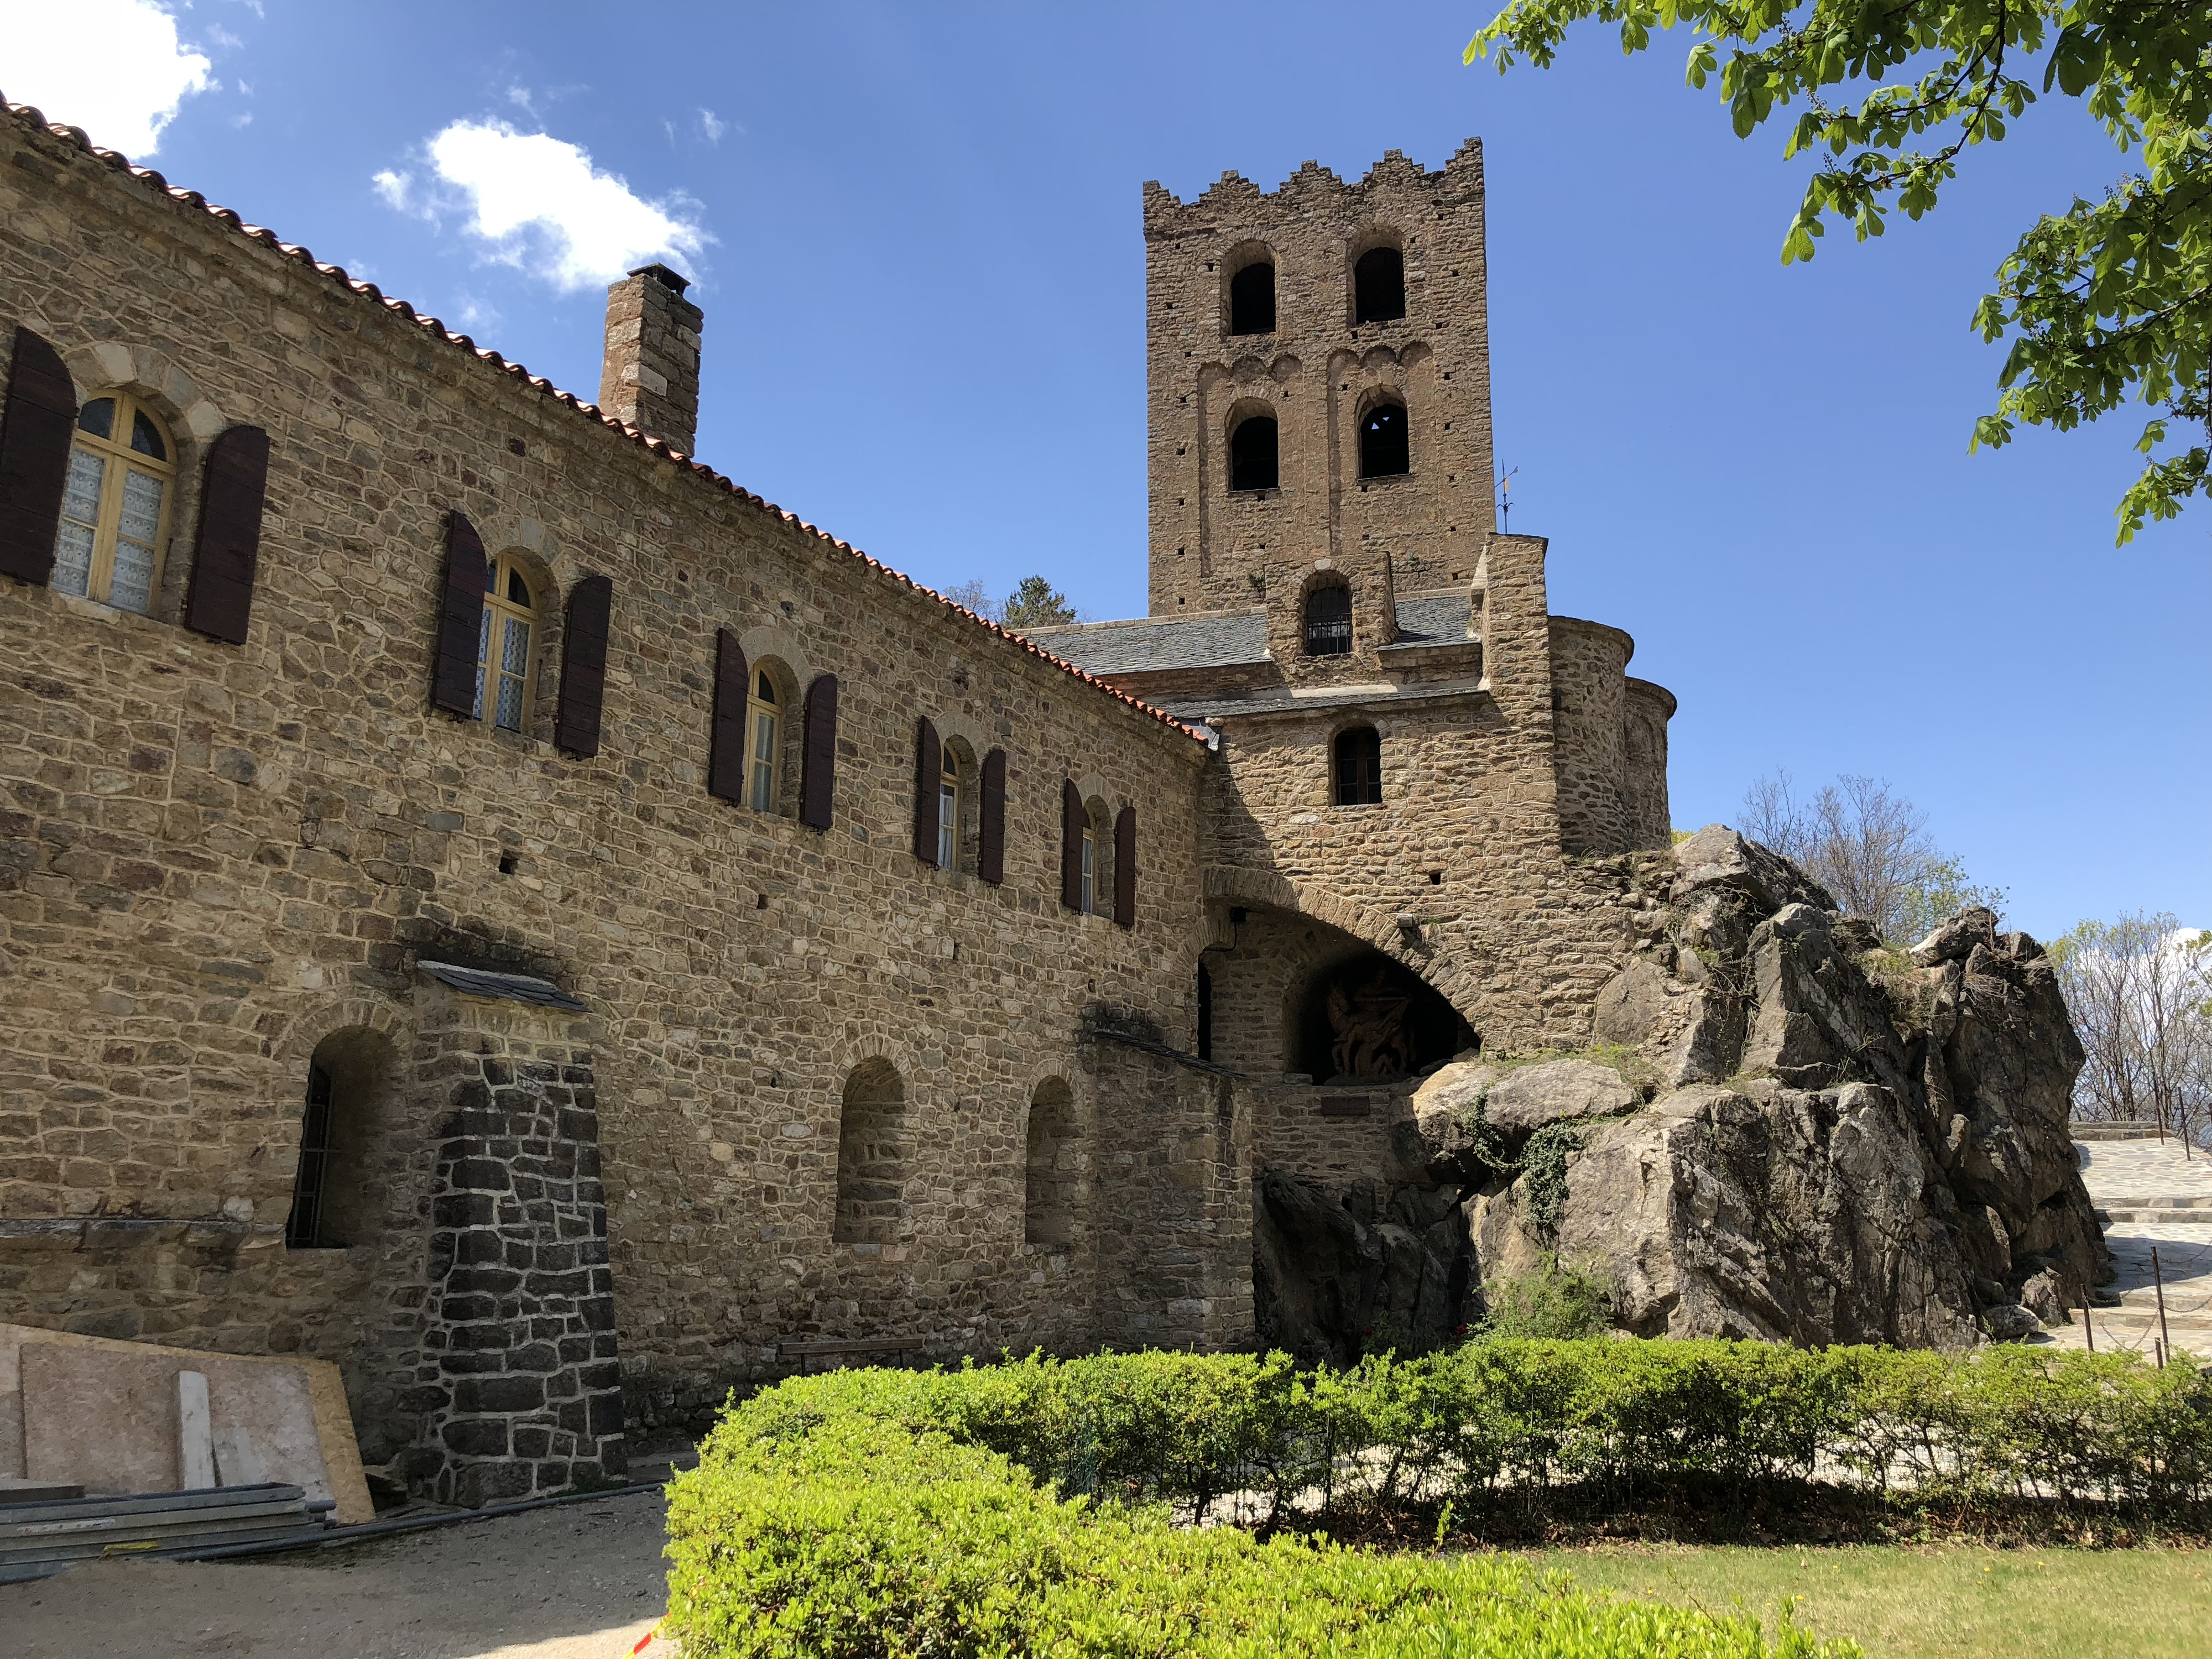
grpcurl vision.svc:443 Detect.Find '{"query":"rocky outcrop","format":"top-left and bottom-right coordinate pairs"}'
top-left (1254, 827), bottom-right (2109, 1359)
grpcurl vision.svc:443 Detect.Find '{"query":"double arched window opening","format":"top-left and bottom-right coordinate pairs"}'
top-left (55, 391), bottom-right (174, 615)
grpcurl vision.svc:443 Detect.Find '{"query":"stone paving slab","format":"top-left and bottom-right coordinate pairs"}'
top-left (2036, 1222), bottom-right (2212, 1357)
top-left (2077, 1137), bottom-right (2212, 1202)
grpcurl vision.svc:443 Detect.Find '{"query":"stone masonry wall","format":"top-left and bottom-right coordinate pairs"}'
top-left (1548, 617), bottom-right (1632, 857)
top-left (409, 988), bottom-right (621, 1506)
top-left (1143, 145), bottom-right (1496, 620)
top-left (0, 107), bottom-right (1214, 1458)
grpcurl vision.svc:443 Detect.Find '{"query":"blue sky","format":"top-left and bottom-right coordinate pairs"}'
top-left (6, 1), bottom-right (2204, 940)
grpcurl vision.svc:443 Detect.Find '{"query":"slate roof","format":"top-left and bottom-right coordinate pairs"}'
top-left (0, 98), bottom-right (1204, 745)
top-left (418, 961), bottom-right (589, 1013)
top-left (1022, 611), bottom-right (1270, 675)
top-left (1386, 592), bottom-right (1474, 645)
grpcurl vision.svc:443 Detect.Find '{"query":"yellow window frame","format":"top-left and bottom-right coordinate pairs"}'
top-left (476, 552), bottom-right (538, 733)
top-left (56, 390), bottom-right (176, 614)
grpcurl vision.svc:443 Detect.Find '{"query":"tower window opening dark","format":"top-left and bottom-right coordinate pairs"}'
top-left (286, 1061), bottom-right (335, 1249)
top-left (1304, 583), bottom-right (1352, 656)
top-left (1229, 416), bottom-right (1280, 492)
top-left (1359, 401), bottom-right (1409, 478)
top-left (1196, 962), bottom-right (1214, 1061)
top-left (1334, 726), bottom-right (1382, 805)
top-left (1229, 261), bottom-right (1276, 335)
top-left (1354, 246), bottom-right (1405, 323)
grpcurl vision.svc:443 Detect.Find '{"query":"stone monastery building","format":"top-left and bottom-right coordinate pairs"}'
top-left (0, 106), bottom-right (1674, 1504)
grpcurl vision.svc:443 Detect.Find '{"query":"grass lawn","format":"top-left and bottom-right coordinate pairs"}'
top-left (1515, 1543), bottom-right (2210, 1659)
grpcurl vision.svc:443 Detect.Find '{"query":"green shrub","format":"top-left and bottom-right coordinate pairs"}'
top-left (663, 1342), bottom-right (2211, 1656)
top-left (664, 1385), bottom-right (1854, 1658)
top-left (1477, 1259), bottom-right (1614, 1340)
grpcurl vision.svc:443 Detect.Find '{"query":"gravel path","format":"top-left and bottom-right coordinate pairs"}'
top-left (1, 1489), bottom-right (677, 1659)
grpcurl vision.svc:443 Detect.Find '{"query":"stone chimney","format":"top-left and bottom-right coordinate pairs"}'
top-left (598, 263), bottom-right (703, 455)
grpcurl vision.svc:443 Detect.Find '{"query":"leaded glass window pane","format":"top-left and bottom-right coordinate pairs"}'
top-left (495, 616), bottom-right (530, 731)
top-left (52, 450), bottom-right (105, 598)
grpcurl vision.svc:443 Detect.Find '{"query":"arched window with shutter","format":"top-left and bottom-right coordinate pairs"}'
top-left (53, 392), bottom-right (175, 615)
top-left (474, 552), bottom-right (539, 733)
top-left (747, 669), bottom-right (780, 812)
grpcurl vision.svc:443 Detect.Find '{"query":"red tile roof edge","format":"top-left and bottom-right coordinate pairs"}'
top-left (2, 99), bottom-right (1207, 747)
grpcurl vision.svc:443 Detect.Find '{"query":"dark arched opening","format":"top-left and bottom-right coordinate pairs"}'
top-left (833, 1057), bottom-right (907, 1245)
top-left (1229, 260), bottom-right (1276, 335)
top-left (286, 1027), bottom-right (397, 1249)
top-left (1354, 246), bottom-right (1405, 324)
top-left (1295, 952), bottom-right (1474, 1084)
top-left (1359, 401), bottom-right (1408, 478)
top-left (1229, 416), bottom-right (1279, 492)
top-left (1303, 583), bottom-right (1351, 656)
top-left (1196, 962), bottom-right (1214, 1061)
top-left (1333, 726), bottom-right (1381, 805)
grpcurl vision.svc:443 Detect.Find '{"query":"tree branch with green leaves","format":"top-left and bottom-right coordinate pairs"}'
top-left (1467, 0), bottom-right (2212, 541)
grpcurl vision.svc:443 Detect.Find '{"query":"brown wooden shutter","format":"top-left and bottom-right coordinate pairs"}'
top-left (978, 748), bottom-right (1006, 885)
top-left (0, 326), bottom-right (77, 586)
top-left (708, 628), bottom-right (749, 801)
top-left (1060, 779), bottom-right (1083, 912)
top-left (183, 424), bottom-right (271, 644)
top-left (430, 512), bottom-right (488, 717)
top-left (912, 717), bottom-right (940, 863)
top-left (800, 673), bottom-right (838, 830)
top-left (555, 573), bottom-right (612, 758)
top-left (1114, 804), bottom-right (1137, 928)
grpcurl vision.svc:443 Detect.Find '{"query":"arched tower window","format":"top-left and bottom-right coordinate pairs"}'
top-left (747, 669), bottom-right (779, 812)
top-left (1229, 260), bottom-right (1276, 336)
top-left (285, 1028), bottom-right (397, 1250)
top-left (1334, 726), bottom-right (1382, 805)
top-left (1229, 415), bottom-right (1279, 492)
top-left (54, 392), bottom-right (175, 615)
top-left (833, 1058), bottom-right (907, 1246)
top-left (1354, 246), bottom-right (1406, 324)
top-left (1303, 583), bottom-right (1352, 656)
top-left (1024, 1077), bottom-right (1077, 1247)
top-left (476, 553), bottom-right (538, 733)
top-left (1359, 400), bottom-right (1409, 478)
top-left (938, 745), bottom-right (961, 869)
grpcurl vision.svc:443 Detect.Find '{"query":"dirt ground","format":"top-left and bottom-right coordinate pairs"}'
top-left (1, 1488), bottom-right (678, 1659)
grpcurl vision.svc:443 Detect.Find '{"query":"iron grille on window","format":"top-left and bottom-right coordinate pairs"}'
top-left (286, 1062), bottom-right (335, 1248)
top-left (1305, 585), bottom-right (1352, 656)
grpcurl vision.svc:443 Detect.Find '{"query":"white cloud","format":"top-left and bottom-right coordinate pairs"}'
top-left (698, 108), bottom-right (726, 142)
top-left (387, 118), bottom-right (709, 292)
top-left (0, 0), bottom-right (213, 156)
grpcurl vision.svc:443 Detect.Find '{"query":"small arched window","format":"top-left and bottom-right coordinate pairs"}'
top-left (1304, 583), bottom-right (1352, 656)
top-left (1360, 400), bottom-right (1409, 478)
top-left (476, 554), bottom-right (537, 733)
top-left (1354, 246), bottom-right (1405, 324)
top-left (54, 392), bottom-right (175, 615)
top-left (747, 670), bottom-right (779, 812)
top-left (1229, 260), bottom-right (1276, 336)
top-left (1334, 726), bottom-right (1382, 805)
top-left (938, 745), bottom-right (961, 869)
top-left (1229, 415), bottom-right (1279, 492)
top-left (1024, 1077), bottom-right (1077, 1247)
top-left (1079, 809), bottom-right (1097, 914)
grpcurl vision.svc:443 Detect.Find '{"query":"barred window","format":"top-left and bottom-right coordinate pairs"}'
top-left (1304, 583), bottom-right (1352, 656)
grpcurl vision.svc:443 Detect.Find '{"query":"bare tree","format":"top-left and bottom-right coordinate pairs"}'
top-left (940, 578), bottom-right (996, 622)
top-left (2051, 914), bottom-right (2212, 1151)
top-left (1740, 771), bottom-right (2006, 945)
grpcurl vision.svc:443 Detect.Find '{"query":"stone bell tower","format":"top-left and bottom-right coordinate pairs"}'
top-left (1139, 143), bottom-right (1498, 644)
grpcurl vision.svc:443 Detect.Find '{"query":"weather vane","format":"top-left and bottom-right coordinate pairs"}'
top-left (1496, 465), bottom-right (1519, 533)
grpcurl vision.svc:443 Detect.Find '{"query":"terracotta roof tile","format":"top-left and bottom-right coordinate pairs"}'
top-left (0, 97), bottom-right (1206, 746)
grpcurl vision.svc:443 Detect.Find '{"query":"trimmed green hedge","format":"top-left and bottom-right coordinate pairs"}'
top-left (663, 1340), bottom-right (2209, 1656)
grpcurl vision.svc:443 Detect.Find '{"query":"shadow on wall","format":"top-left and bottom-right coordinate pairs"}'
top-left (1292, 951), bottom-right (1474, 1083)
